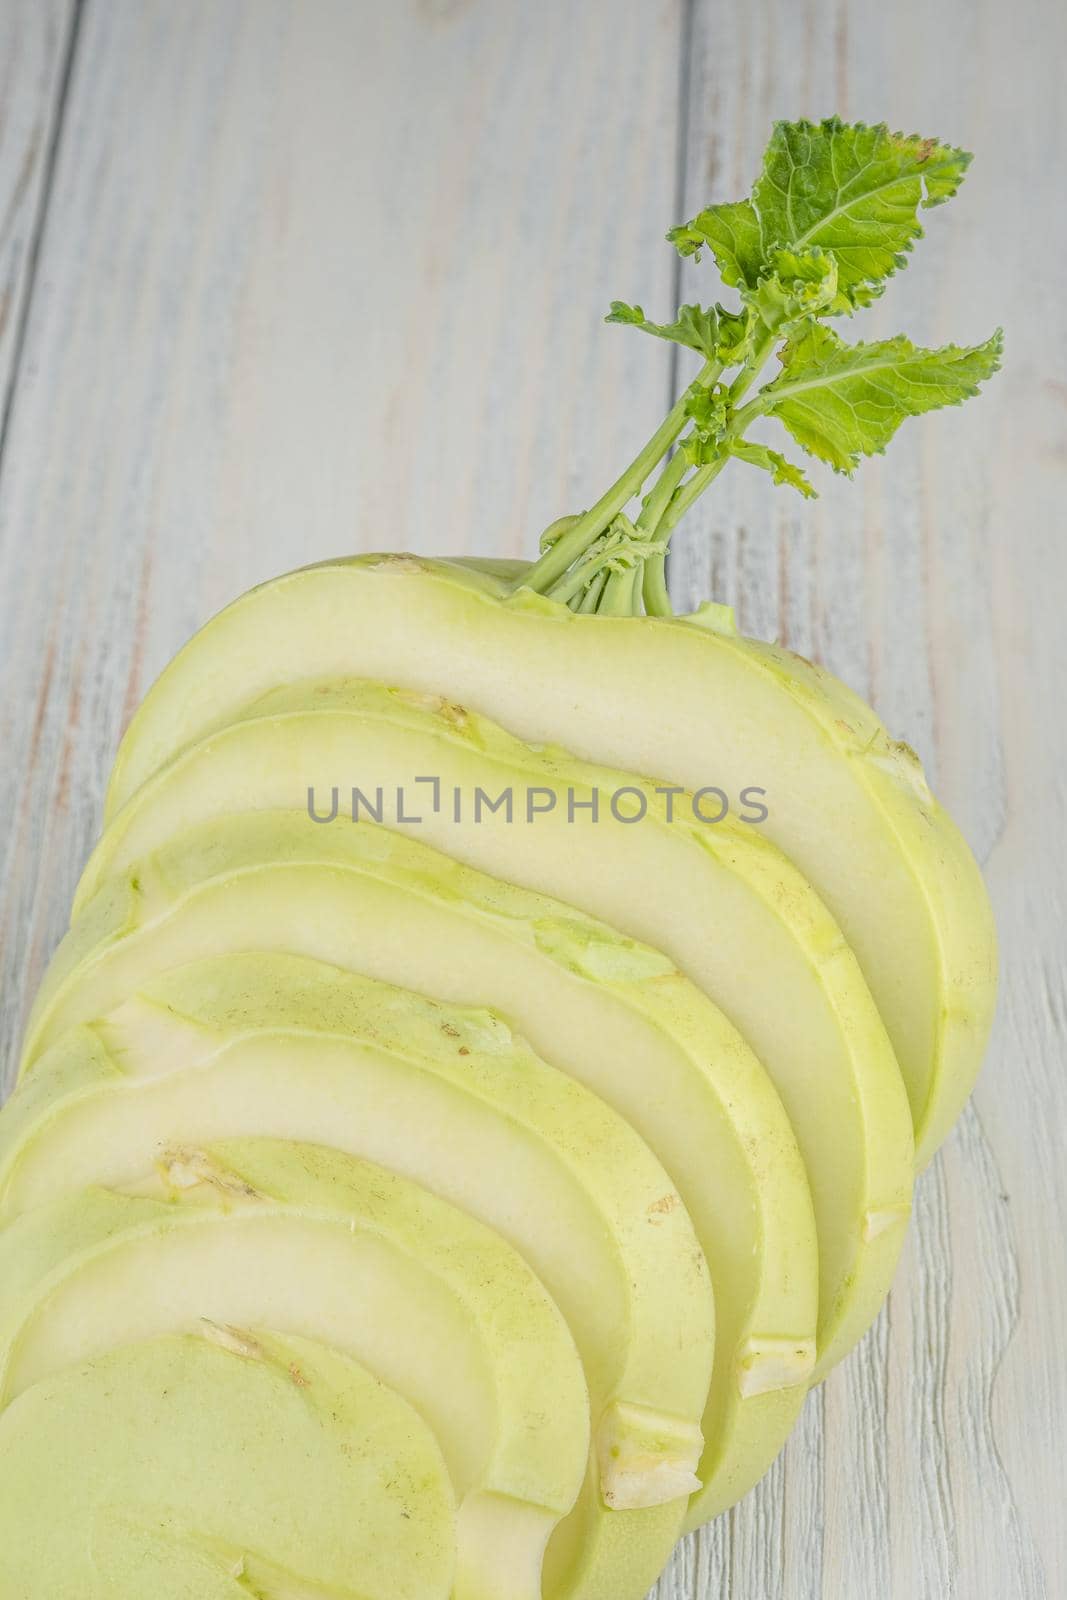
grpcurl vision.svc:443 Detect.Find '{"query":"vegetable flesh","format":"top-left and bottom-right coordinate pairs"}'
top-left (101, 554), bottom-right (995, 1165)
top-left (0, 1330), bottom-right (456, 1600)
top-left (72, 679), bottom-right (911, 1379)
top-left (4, 114), bottom-right (1003, 1592)
top-left (15, 810), bottom-right (820, 1523)
top-left (0, 1141), bottom-right (589, 1600)
top-left (4, 950), bottom-right (715, 1600)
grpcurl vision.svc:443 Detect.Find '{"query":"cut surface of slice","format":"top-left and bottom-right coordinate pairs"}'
top-left (102, 555), bottom-right (995, 1164)
top-left (3, 952), bottom-right (714, 1600)
top-left (0, 1329), bottom-right (455, 1600)
top-left (23, 809), bottom-right (817, 1521)
top-left (0, 1139), bottom-right (589, 1600)
top-left (61, 739), bottom-right (903, 1383)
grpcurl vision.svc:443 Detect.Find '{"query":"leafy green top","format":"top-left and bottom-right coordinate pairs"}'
top-left (670, 119), bottom-right (971, 299)
top-left (520, 117), bottom-right (1001, 617)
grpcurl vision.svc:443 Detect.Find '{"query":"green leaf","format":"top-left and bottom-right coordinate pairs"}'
top-left (752, 118), bottom-right (971, 300)
top-left (680, 384), bottom-right (732, 465)
top-left (681, 433), bottom-right (721, 467)
top-left (607, 300), bottom-right (759, 367)
top-left (729, 440), bottom-right (817, 497)
top-left (668, 200), bottom-right (764, 288)
top-left (714, 306), bottom-right (755, 363)
top-left (744, 246), bottom-right (845, 329)
top-left (606, 301), bottom-right (722, 359)
top-left (761, 322), bottom-right (1003, 472)
top-left (670, 120), bottom-right (971, 307)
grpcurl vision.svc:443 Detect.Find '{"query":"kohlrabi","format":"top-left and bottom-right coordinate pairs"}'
top-left (2, 115), bottom-right (1003, 1600)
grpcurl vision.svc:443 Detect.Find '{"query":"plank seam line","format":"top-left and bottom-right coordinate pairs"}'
top-left (0, 0), bottom-right (86, 480)
top-left (664, 0), bottom-right (696, 599)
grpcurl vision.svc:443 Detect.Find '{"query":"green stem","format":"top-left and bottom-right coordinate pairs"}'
top-left (599, 564), bottom-right (639, 616)
top-left (731, 392), bottom-right (771, 433)
top-left (577, 568), bottom-right (609, 612)
top-left (519, 359), bottom-right (719, 594)
top-left (637, 331), bottom-right (778, 589)
top-left (642, 553), bottom-right (672, 616)
top-left (727, 330), bottom-right (777, 406)
top-left (655, 330), bottom-right (778, 532)
top-left (636, 442), bottom-right (689, 533)
top-left (636, 447), bottom-right (688, 616)
top-left (522, 325), bottom-right (781, 615)
top-left (546, 554), bottom-right (602, 608)
top-left (654, 453), bottom-right (730, 541)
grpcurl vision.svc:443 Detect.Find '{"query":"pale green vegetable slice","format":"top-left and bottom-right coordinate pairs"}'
top-left (72, 678), bottom-right (910, 1383)
top-left (20, 808), bottom-right (816, 1523)
top-left (3, 951), bottom-right (714, 1600)
top-left (0, 1329), bottom-right (455, 1600)
top-left (100, 555), bottom-right (994, 1164)
top-left (0, 1139), bottom-right (589, 1600)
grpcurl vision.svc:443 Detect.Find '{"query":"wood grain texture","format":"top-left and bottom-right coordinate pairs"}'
top-left (0, 0), bottom-right (74, 438)
top-left (0, 2), bottom-right (1063, 1597)
top-left (0, 0), bottom-right (682, 1079)
top-left (667, 1), bottom-right (1065, 1597)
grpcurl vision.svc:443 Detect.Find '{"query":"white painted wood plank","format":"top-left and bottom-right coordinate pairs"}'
top-left (1, 1), bottom-right (1064, 1597)
top-left (0, 0), bottom-right (74, 432)
top-left (668, 0), bottom-right (1065, 1596)
top-left (0, 0), bottom-right (682, 1088)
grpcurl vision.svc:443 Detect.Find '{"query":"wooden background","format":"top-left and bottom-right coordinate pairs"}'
top-left (0, 2), bottom-right (1063, 1596)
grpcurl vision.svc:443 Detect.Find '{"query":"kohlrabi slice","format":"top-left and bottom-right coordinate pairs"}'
top-left (13, 808), bottom-right (817, 1524)
top-left (99, 121), bottom-right (1000, 1167)
top-left (0, 1139), bottom-right (589, 1600)
top-left (0, 1328), bottom-right (456, 1600)
top-left (97, 552), bottom-right (995, 1170)
top-left (3, 950), bottom-right (714, 1600)
top-left (69, 679), bottom-right (910, 1383)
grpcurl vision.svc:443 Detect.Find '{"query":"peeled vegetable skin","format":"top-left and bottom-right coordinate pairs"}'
top-left (101, 555), bottom-right (995, 1165)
